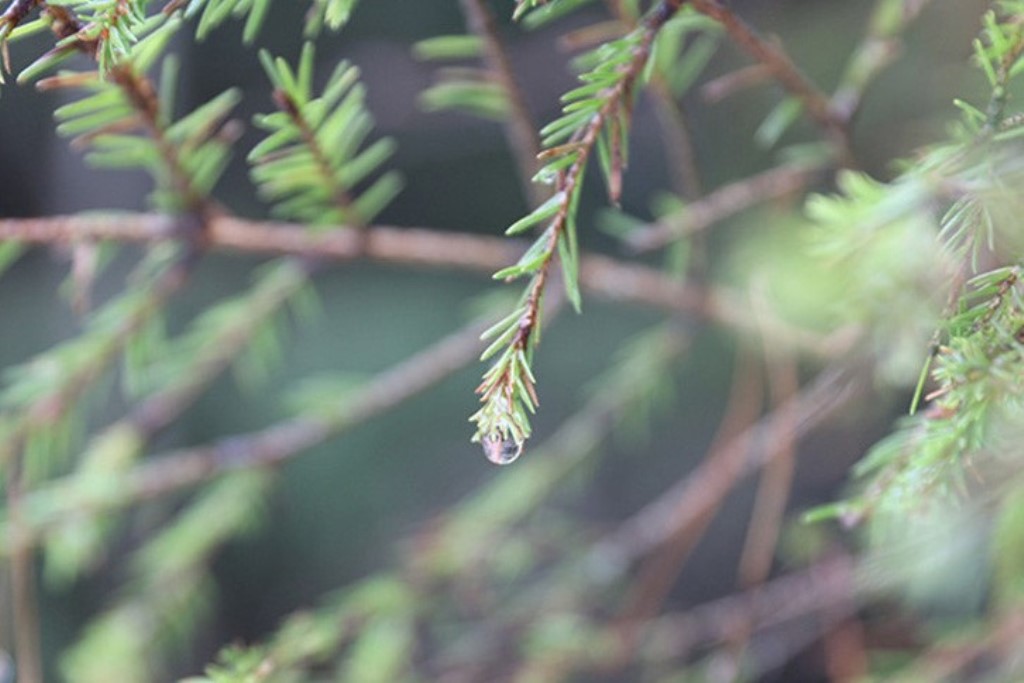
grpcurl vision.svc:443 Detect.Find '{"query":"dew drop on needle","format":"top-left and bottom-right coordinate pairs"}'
top-left (482, 433), bottom-right (523, 465)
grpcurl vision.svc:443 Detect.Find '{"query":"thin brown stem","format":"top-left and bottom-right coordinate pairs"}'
top-left (273, 89), bottom-right (365, 227)
top-left (604, 0), bottom-right (702, 199)
top-left (737, 346), bottom-right (798, 588)
top-left (691, 0), bottom-right (855, 165)
top-left (626, 161), bottom-right (820, 252)
top-left (459, 0), bottom-right (544, 207)
top-left (0, 213), bottom-right (849, 357)
top-left (8, 478), bottom-right (42, 683)
top-left (588, 363), bottom-right (866, 573)
top-left (610, 344), bottom-right (765, 671)
top-left (830, 0), bottom-right (937, 124)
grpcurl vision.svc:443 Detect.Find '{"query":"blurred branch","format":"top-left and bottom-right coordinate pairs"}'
top-left (620, 344), bottom-right (764, 625)
top-left (132, 262), bottom-right (313, 439)
top-left (7, 483), bottom-right (41, 683)
top-left (609, 343), bottom-right (765, 673)
top-left (2, 315), bottom-right (510, 550)
top-left (831, 0), bottom-right (938, 122)
top-left (625, 162), bottom-right (822, 252)
top-left (604, 0), bottom-right (703, 198)
top-left (459, 0), bottom-right (544, 206)
top-left (890, 608), bottom-right (1024, 682)
top-left (0, 254), bottom-right (192, 464)
top-left (648, 75), bottom-right (704, 199)
top-left (691, 0), bottom-right (855, 164)
top-left (588, 363), bottom-right (867, 574)
top-left (737, 329), bottom-right (799, 589)
top-left (700, 63), bottom-right (773, 104)
top-left (728, 336), bottom-right (800, 671)
top-left (0, 214), bottom-right (847, 356)
top-left (636, 554), bottom-right (862, 664)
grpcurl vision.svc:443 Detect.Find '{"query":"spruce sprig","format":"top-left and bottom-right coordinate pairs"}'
top-left (470, 0), bottom-right (685, 463)
top-left (38, 16), bottom-right (240, 213)
top-left (249, 42), bottom-right (402, 228)
top-left (0, 18), bottom-right (238, 483)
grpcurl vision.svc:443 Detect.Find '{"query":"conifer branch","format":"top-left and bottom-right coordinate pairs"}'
top-left (604, 0), bottom-right (705, 199)
top-left (0, 213), bottom-right (848, 356)
top-left (0, 21), bottom-right (239, 476)
top-left (470, 0), bottom-right (688, 461)
top-left (626, 161), bottom-right (822, 252)
top-left (590, 363), bottom-right (865, 572)
top-left (459, 0), bottom-right (543, 206)
top-left (0, 318), bottom-right (497, 548)
top-left (249, 45), bottom-right (401, 229)
top-left (691, 0), bottom-right (855, 164)
top-left (830, 0), bottom-right (937, 122)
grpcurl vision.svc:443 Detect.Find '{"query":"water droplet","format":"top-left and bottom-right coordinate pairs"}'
top-left (482, 433), bottom-right (523, 465)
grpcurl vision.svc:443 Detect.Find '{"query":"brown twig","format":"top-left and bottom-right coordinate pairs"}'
top-left (700, 63), bottom-right (774, 104)
top-left (737, 333), bottom-right (799, 589)
top-left (587, 363), bottom-right (866, 573)
top-left (609, 343), bottom-right (765, 671)
top-left (830, 0), bottom-right (937, 124)
top-left (626, 162), bottom-right (820, 252)
top-left (691, 0), bottom-right (855, 165)
top-left (7, 478), bottom-right (42, 683)
top-left (0, 213), bottom-right (850, 356)
top-left (459, 0), bottom-right (544, 207)
top-left (603, 0), bottom-right (703, 199)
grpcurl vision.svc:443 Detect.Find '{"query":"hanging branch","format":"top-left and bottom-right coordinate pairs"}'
top-left (470, 0), bottom-right (688, 464)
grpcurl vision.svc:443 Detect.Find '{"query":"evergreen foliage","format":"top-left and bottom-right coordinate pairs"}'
top-left (2, 0), bottom-right (1024, 681)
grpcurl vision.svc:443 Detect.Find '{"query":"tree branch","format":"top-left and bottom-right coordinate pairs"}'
top-left (692, 0), bottom-right (855, 165)
top-left (0, 213), bottom-right (848, 356)
top-left (587, 363), bottom-right (867, 574)
top-left (0, 316), bottom-right (505, 550)
top-left (459, 0), bottom-right (544, 206)
top-left (830, 0), bottom-right (938, 123)
top-left (625, 161), bottom-right (821, 252)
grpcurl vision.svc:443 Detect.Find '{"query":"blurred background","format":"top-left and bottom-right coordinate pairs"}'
top-left (0, 0), bottom-right (995, 679)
